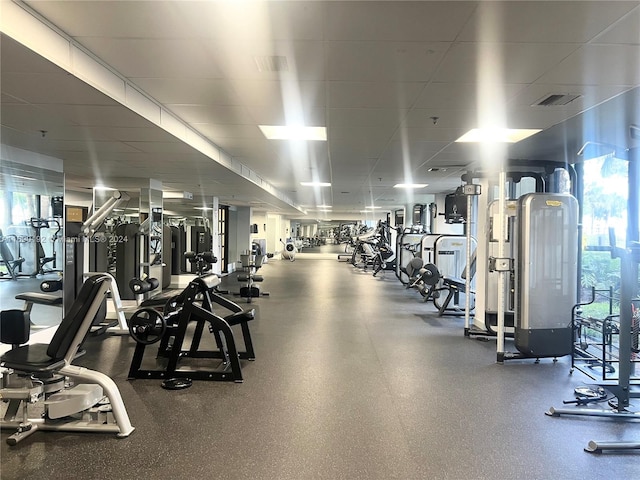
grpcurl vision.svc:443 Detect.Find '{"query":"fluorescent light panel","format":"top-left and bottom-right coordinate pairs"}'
top-left (455, 128), bottom-right (542, 143)
top-left (10, 174), bottom-right (37, 181)
top-left (300, 182), bottom-right (331, 187)
top-left (365, 206), bottom-right (382, 209)
top-left (259, 125), bottom-right (327, 141)
top-left (394, 183), bottom-right (428, 189)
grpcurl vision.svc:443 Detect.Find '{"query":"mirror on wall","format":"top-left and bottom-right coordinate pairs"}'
top-left (0, 158), bottom-right (64, 330)
top-left (148, 186), bottom-right (163, 291)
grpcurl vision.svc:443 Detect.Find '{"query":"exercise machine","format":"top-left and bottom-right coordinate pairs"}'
top-left (127, 273), bottom-right (256, 383)
top-left (0, 274), bottom-right (135, 445)
top-left (236, 252), bottom-right (269, 302)
top-left (546, 236), bottom-right (639, 453)
top-left (0, 229), bottom-right (25, 280)
top-left (28, 217), bottom-right (61, 276)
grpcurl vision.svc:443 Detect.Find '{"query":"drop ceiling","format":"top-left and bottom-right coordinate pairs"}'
top-left (1, 1), bottom-right (639, 219)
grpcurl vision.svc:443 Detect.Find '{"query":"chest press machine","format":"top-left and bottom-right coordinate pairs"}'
top-left (0, 274), bottom-right (135, 445)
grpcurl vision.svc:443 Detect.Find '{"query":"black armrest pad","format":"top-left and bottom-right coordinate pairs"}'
top-left (224, 309), bottom-right (255, 326)
top-left (15, 292), bottom-right (63, 306)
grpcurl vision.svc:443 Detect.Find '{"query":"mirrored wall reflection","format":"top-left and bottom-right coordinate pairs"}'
top-left (0, 158), bottom-right (64, 330)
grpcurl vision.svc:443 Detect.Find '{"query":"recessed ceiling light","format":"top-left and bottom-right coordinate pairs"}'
top-left (259, 125), bottom-right (327, 141)
top-left (317, 205), bottom-right (332, 208)
top-left (365, 206), bottom-right (382, 209)
top-left (394, 183), bottom-right (428, 189)
top-left (194, 206), bottom-right (212, 211)
top-left (455, 128), bottom-right (542, 143)
top-left (300, 182), bottom-right (331, 187)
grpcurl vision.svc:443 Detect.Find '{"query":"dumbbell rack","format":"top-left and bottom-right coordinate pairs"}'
top-left (236, 253), bottom-right (268, 303)
top-left (546, 242), bottom-right (640, 453)
top-left (570, 296), bottom-right (639, 386)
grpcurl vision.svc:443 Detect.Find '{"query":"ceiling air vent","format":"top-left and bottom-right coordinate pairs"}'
top-left (533, 93), bottom-right (581, 107)
top-left (254, 56), bottom-right (289, 73)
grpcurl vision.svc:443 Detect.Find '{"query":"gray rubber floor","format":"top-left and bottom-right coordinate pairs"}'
top-left (1, 245), bottom-right (638, 479)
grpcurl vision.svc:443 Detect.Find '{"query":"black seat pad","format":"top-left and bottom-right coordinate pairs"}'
top-left (1, 344), bottom-right (65, 371)
top-left (139, 289), bottom-right (179, 308)
top-left (442, 277), bottom-right (466, 288)
top-left (1, 344), bottom-right (86, 372)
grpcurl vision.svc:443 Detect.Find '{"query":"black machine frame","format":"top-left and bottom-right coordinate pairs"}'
top-left (128, 275), bottom-right (255, 383)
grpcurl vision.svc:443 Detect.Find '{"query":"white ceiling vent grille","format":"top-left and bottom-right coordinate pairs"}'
top-left (533, 93), bottom-right (581, 107)
top-left (254, 56), bottom-right (289, 72)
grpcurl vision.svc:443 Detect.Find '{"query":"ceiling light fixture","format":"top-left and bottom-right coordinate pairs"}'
top-left (394, 183), bottom-right (428, 189)
top-left (259, 125), bottom-right (327, 141)
top-left (365, 206), bottom-right (382, 209)
top-left (10, 174), bottom-right (37, 181)
top-left (455, 128), bottom-right (542, 143)
top-left (301, 182), bottom-right (331, 187)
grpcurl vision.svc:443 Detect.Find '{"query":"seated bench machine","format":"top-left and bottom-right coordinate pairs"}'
top-left (128, 273), bottom-right (255, 383)
top-left (0, 274), bottom-right (135, 445)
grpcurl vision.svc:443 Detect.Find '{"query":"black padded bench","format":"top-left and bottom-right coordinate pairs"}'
top-left (437, 277), bottom-right (475, 316)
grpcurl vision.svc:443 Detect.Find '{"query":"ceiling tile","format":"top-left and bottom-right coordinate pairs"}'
top-left (592, 7), bottom-right (640, 44)
top-left (537, 45), bottom-right (640, 85)
top-left (328, 82), bottom-right (425, 109)
top-left (457, 1), bottom-right (638, 43)
top-left (326, 41), bottom-right (450, 82)
top-left (233, 80), bottom-right (325, 108)
top-left (434, 42), bottom-right (580, 84)
top-left (133, 78), bottom-right (243, 105)
top-left (414, 82), bottom-right (525, 109)
top-left (325, 2), bottom-right (476, 42)
top-left (209, 40), bottom-right (325, 82)
top-left (328, 108), bottom-right (408, 129)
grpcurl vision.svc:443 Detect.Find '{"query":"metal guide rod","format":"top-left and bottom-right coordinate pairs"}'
top-left (462, 182), bottom-right (480, 332)
top-left (465, 193), bottom-right (473, 330)
top-left (497, 170), bottom-right (507, 359)
top-left (82, 190), bottom-right (130, 236)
